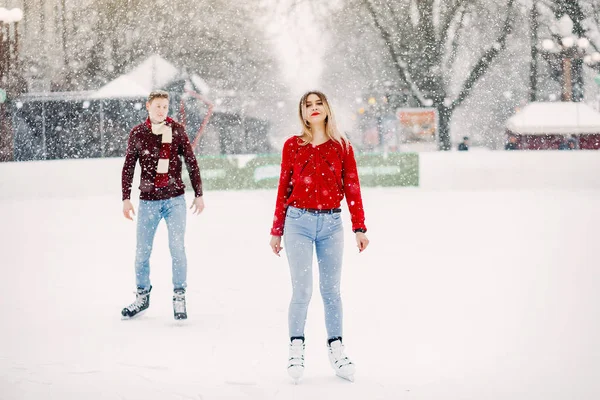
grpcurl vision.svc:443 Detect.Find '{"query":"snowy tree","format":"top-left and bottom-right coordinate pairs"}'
top-left (318, 0), bottom-right (516, 150)
top-left (18, 0), bottom-right (284, 107)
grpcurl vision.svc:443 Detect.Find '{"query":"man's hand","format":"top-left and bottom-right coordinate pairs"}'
top-left (355, 232), bottom-right (370, 253)
top-left (270, 235), bottom-right (283, 256)
top-left (190, 196), bottom-right (205, 215)
top-left (123, 199), bottom-right (135, 220)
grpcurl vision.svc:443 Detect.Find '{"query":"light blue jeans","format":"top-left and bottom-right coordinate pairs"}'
top-left (283, 206), bottom-right (345, 340)
top-left (135, 195), bottom-right (187, 291)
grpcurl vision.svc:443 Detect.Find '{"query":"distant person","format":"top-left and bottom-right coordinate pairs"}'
top-left (458, 136), bottom-right (469, 151)
top-left (269, 91), bottom-right (369, 383)
top-left (121, 90), bottom-right (205, 320)
top-left (505, 135), bottom-right (519, 150)
top-left (567, 135), bottom-right (579, 149)
top-left (558, 139), bottom-right (568, 150)
top-left (559, 137), bottom-right (578, 150)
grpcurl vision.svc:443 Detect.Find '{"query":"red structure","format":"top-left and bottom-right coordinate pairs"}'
top-left (505, 102), bottom-right (600, 150)
top-left (178, 90), bottom-right (214, 151)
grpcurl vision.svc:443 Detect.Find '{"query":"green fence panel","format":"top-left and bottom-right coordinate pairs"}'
top-left (355, 153), bottom-right (419, 187)
top-left (182, 152), bottom-right (419, 192)
top-left (240, 154), bottom-right (283, 189)
top-left (182, 156), bottom-right (240, 191)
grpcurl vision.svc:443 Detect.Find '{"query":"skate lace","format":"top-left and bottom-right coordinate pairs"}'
top-left (173, 294), bottom-right (186, 313)
top-left (289, 342), bottom-right (305, 366)
top-left (126, 292), bottom-right (147, 311)
top-left (330, 345), bottom-right (351, 366)
top-left (289, 345), bottom-right (304, 358)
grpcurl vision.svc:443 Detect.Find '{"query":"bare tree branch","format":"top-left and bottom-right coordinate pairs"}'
top-left (385, 0), bottom-right (411, 54)
top-left (587, 0), bottom-right (600, 53)
top-left (593, 2), bottom-right (600, 25)
top-left (416, 0), bottom-right (436, 56)
top-left (363, 0), bottom-right (428, 105)
top-left (449, 0), bottom-right (515, 111)
top-left (386, 0), bottom-right (402, 29)
top-left (438, 0), bottom-right (469, 49)
top-left (445, 5), bottom-right (467, 75)
top-left (537, 0), bottom-right (557, 12)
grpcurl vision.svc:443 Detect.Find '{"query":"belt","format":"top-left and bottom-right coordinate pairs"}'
top-left (300, 208), bottom-right (341, 214)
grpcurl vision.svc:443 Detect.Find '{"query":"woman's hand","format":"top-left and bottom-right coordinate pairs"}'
top-left (355, 232), bottom-right (370, 253)
top-left (270, 235), bottom-right (283, 256)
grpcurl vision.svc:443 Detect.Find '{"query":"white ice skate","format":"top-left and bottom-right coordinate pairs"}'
top-left (328, 339), bottom-right (355, 382)
top-left (287, 338), bottom-right (305, 383)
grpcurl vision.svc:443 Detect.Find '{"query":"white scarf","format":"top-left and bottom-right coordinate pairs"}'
top-left (151, 121), bottom-right (173, 174)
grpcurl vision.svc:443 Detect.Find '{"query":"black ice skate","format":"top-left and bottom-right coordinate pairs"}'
top-left (173, 288), bottom-right (187, 320)
top-left (121, 286), bottom-right (152, 318)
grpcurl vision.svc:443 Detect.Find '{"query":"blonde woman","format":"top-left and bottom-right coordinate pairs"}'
top-left (270, 91), bottom-right (370, 382)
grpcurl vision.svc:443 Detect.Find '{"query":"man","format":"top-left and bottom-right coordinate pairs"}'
top-left (559, 137), bottom-right (578, 150)
top-left (121, 90), bottom-right (204, 320)
top-left (458, 136), bottom-right (469, 151)
top-left (505, 135), bottom-right (519, 150)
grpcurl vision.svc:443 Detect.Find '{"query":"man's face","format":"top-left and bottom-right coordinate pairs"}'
top-left (146, 98), bottom-right (169, 122)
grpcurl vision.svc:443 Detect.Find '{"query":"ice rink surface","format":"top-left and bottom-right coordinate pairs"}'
top-left (1, 185), bottom-right (599, 399)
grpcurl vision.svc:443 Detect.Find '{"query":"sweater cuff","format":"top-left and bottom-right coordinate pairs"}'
top-left (353, 228), bottom-right (366, 233)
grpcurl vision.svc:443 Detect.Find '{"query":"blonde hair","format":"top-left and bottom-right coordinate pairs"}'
top-left (147, 89), bottom-right (169, 103)
top-left (298, 91), bottom-right (349, 149)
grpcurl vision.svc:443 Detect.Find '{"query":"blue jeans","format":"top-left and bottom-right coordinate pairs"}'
top-left (283, 206), bottom-right (345, 339)
top-left (135, 195), bottom-right (187, 291)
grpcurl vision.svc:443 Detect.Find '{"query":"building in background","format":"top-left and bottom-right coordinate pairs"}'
top-left (505, 102), bottom-right (600, 150)
top-left (9, 55), bottom-right (271, 161)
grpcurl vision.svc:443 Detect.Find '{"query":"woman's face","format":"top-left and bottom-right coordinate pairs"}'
top-left (146, 97), bottom-right (169, 123)
top-left (305, 93), bottom-right (327, 125)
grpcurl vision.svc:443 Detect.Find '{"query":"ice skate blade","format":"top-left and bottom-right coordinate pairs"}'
top-left (336, 373), bottom-right (355, 382)
top-left (287, 366), bottom-right (304, 383)
top-left (121, 309), bottom-right (146, 320)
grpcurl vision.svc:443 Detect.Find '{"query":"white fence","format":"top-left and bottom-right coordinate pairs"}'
top-left (1, 151), bottom-right (599, 200)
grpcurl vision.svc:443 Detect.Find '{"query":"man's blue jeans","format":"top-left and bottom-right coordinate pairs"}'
top-left (135, 195), bottom-right (187, 291)
top-left (283, 206), bottom-right (345, 340)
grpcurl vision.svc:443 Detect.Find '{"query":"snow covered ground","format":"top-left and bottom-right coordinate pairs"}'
top-left (1, 157), bottom-right (600, 399)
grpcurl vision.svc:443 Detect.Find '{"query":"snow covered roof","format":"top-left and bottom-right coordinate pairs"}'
top-left (91, 54), bottom-right (181, 99)
top-left (190, 74), bottom-right (210, 95)
top-left (506, 102), bottom-right (600, 135)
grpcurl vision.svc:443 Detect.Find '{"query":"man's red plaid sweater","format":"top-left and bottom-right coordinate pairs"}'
top-left (122, 117), bottom-right (202, 201)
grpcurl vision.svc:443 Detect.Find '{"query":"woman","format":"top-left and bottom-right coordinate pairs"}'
top-left (270, 91), bottom-right (370, 382)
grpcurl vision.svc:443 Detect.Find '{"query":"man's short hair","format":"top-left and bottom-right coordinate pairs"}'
top-left (148, 90), bottom-right (169, 103)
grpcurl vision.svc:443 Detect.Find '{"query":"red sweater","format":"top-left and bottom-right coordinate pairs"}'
top-left (122, 117), bottom-right (203, 201)
top-left (270, 136), bottom-right (367, 236)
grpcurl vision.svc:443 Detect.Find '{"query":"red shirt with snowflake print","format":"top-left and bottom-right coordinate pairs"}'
top-left (270, 136), bottom-right (367, 236)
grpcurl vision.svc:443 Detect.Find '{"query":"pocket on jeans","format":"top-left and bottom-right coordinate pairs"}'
top-left (286, 207), bottom-right (303, 219)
